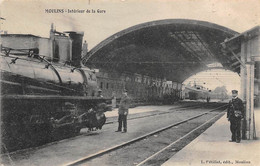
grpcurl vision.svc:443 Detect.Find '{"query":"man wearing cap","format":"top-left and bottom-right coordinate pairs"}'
top-left (115, 90), bottom-right (130, 133)
top-left (227, 90), bottom-right (244, 143)
top-left (97, 89), bottom-right (103, 98)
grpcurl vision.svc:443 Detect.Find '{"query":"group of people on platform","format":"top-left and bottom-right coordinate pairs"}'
top-left (110, 88), bottom-right (245, 142)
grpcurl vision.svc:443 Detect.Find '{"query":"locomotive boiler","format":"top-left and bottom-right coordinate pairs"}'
top-left (0, 26), bottom-right (110, 152)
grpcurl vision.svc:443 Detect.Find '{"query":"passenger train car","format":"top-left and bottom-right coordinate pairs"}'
top-left (95, 71), bottom-right (183, 104)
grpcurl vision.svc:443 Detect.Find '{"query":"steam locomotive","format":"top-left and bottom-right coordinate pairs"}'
top-left (0, 26), bottom-right (110, 152)
top-left (184, 85), bottom-right (210, 100)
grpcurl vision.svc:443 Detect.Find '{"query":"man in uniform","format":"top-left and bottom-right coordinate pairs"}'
top-left (227, 90), bottom-right (244, 143)
top-left (115, 89), bottom-right (130, 133)
top-left (97, 89), bottom-right (103, 98)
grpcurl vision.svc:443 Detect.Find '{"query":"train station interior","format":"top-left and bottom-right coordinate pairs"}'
top-left (1, 18), bottom-right (260, 166)
top-left (83, 19), bottom-right (260, 140)
top-left (1, 0), bottom-right (260, 165)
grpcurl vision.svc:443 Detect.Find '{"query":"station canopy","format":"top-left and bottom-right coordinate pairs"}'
top-left (83, 19), bottom-right (239, 83)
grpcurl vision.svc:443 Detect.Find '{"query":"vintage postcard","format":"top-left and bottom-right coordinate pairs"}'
top-left (0, 0), bottom-right (260, 166)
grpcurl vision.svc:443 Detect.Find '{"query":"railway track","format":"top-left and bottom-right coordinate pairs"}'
top-left (1, 103), bottom-right (218, 157)
top-left (0, 103), bottom-right (223, 160)
top-left (136, 111), bottom-right (225, 166)
top-left (105, 102), bottom-right (222, 124)
top-left (64, 104), bottom-right (227, 166)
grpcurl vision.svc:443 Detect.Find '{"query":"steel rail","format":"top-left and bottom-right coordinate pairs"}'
top-left (1, 103), bottom-right (216, 157)
top-left (64, 104), bottom-right (227, 166)
top-left (136, 109), bottom-right (226, 166)
top-left (105, 103), bottom-right (217, 125)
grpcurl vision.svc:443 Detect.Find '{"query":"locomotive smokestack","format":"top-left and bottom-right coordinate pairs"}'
top-left (67, 31), bottom-right (84, 67)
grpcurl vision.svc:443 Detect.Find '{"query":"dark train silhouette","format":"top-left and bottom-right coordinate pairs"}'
top-left (95, 71), bottom-right (183, 105)
top-left (184, 85), bottom-right (210, 100)
top-left (0, 26), bottom-right (110, 152)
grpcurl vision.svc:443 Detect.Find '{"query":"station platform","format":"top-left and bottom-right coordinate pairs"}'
top-left (105, 105), bottom-right (182, 117)
top-left (162, 109), bottom-right (260, 166)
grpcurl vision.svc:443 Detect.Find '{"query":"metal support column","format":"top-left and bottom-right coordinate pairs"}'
top-left (244, 37), bottom-right (257, 140)
top-left (250, 63), bottom-right (256, 139)
top-left (246, 62), bottom-right (255, 139)
top-left (240, 42), bottom-right (247, 139)
top-left (246, 63), bottom-right (251, 139)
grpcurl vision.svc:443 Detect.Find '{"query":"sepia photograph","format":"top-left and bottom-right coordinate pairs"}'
top-left (0, 0), bottom-right (260, 165)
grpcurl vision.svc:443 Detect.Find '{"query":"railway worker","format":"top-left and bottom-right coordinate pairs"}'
top-left (206, 96), bottom-right (210, 103)
top-left (115, 89), bottom-right (130, 133)
top-left (97, 89), bottom-right (103, 98)
top-left (227, 90), bottom-right (244, 143)
top-left (52, 102), bottom-right (77, 127)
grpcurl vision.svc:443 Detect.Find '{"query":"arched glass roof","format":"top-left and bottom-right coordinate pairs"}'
top-left (83, 19), bottom-right (239, 82)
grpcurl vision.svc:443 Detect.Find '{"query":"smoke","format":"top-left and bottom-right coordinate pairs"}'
top-left (55, 15), bottom-right (81, 32)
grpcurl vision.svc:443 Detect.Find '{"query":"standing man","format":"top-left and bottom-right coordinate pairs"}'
top-left (115, 89), bottom-right (130, 133)
top-left (227, 90), bottom-right (244, 143)
top-left (97, 89), bottom-right (103, 98)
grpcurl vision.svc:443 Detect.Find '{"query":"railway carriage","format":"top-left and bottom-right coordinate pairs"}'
top-left (95, 71), bottom-right (182, 104)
